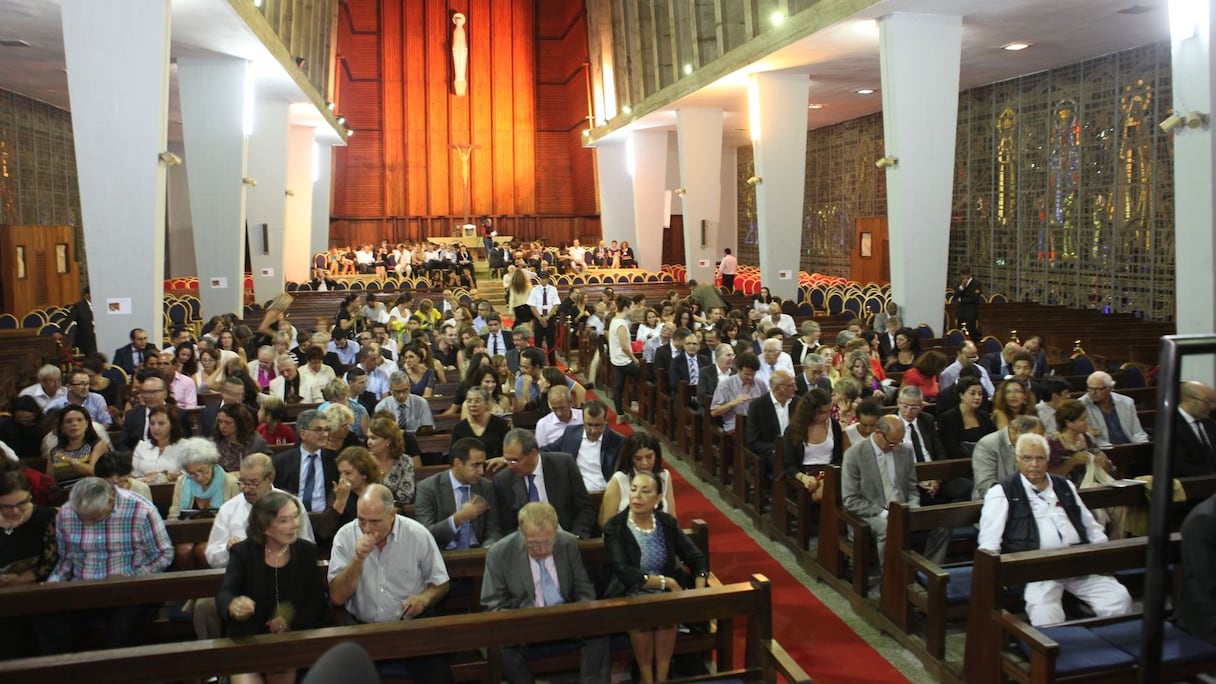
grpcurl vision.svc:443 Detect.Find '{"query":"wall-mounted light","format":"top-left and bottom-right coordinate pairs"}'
top-left (285, 189), bottom-right (295, 197)
top-left (746, 176), bottom-right (762, 185)
top-left (243, 177), bottom-right (258, 186)
top-left (1186, 111), bottom-right (1209, 128)
top-left (1161, 110), bottom-right (1209, 133)
top-left (875, 156), bottom-right (898, 169)
top-left (326, 101), bottom-right (336, 111)
top-left (673, 188), bottom-right (687, 196)
top-left (158, 151), bottom-right (182, 166)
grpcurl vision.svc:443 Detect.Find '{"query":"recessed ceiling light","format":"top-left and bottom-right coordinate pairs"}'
top-left (808, 104), bottom-right (824, 110)
top-left (856, 88), bottom-right (875, 95)
top-left (0, 39), bottom-right (31, 48)
top-left (1003, 42), bottom-right (1031, 51)
top-left (771, 12), bottom-right (785, 27)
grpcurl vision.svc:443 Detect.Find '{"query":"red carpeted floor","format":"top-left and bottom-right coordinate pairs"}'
top-left (589, 392), bottom-right (909, 683)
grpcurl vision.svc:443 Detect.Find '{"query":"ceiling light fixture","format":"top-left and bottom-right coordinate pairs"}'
top-left (1002, 42), bottom-right (1031, 51)
top-left (856, 88), bottom-right (875, 95)
top-left (771, 12), bottom-right (785, 27)
top-left (683, 64), bottom-right (693, 75)
top-left (808, 104), bottom-right (824, 110)
top-left (622, 105), bottom-right (632, 115)
top-left (875, 156), bottom-right (898, 169)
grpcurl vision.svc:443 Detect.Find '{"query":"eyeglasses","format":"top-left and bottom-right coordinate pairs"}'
top-left (897, 403), bottom-right (922, 411)
top-left (238, 477), bottom-right (267, 488)
top-left (525, 539), bottom-right (555, 550)
top-left (306, 426), bottom-right (332, 433)
top-left (1018, 455), bottom-right (1048, 463)
top-left (0, 497), bottom-right (32, 513)
top-left (68, 381), bottom-right (90, 387)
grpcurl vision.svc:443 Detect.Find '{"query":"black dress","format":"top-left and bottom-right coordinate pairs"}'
top-left (449, 414), bottom-right (511, 459)
top-left (0, 506), bottom-right (58, 659)
top-left (216, 539), bottom-right (328, 638)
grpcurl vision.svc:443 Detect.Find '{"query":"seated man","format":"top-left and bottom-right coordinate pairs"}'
top-left (375, 372), bottom-right (436, 434)
top-left (757, 301), bottom-right (797, 337)
top-left (710, 351), bottom-right (766, 433)
top-left (1080, 371), bottom-right (1149, 447)
top-left (754, 338), bottom-right (795, 389)
top-left (978, 433), bottom-right (1132, 626)
top-left (36, 477), bottom-right (173, 653)
top-left (1034, 375), bottom-right (1072, 434)
top-left (415, 437), bottom-right (500, 549)
top-left (971, 415), bottom-right (1045, 498)
top-left (745, 370), bottom-right (798, 467)
top-left (269, 354), bottom-right (322, 404)
top-left (895, 386), bottom-right (972, 505)
top-left (534, 386), bottom-right (583, 447)
top-left (542, 400), bottom-right (623, 494)
top-left (980, 342), bottom-right (1023, 380)
top-left (48, 368), bottom-right (112, 427)
top-left (1175, 381), bottom-right (1216, 477)
top-left (19, 364), bottom-right (66, 410)
top-left (495, 428), bottom-right (594, 539)
top-left (1181, 492), bottom-right (1216, 643)
top-left (939, 341), bottom-right (995, 399)
top-left (482, 502), bottom-right (609, 684)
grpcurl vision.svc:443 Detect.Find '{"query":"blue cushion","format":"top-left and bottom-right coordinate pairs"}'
top-left (914, 565), bottom-right (973, 606)
top-left (1016, 625), bottom-right (1137, 676)
top-left (1091, 619), bottom-right (1216, 667)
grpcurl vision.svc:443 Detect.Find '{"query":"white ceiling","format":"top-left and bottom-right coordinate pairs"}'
top-left (0, 0), bottom-right (1172, 147)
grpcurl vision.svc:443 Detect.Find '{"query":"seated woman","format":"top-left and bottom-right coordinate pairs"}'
top-left (255, 396), bottom-right (297, 446)
top-left (450, 387), bottom-right (511, 460)
top-left (93, 450), bottom-right (152, 501)
top-left (599, 432), bottom-right (676, 526)
top-left (841, 350), bottom-right (885, 403)
top-left (899, 351), bottom-right (949, 403)
top-left (46, 405), bottom-right (107, 488)
top-left (413, 339), bottom-right (448, 385)
top-left (884, 327), bottom-right (922, 373)
top-left (1048, 399), bottom-right (1114, 485)
top-left (213, 403), bottom-right (271, 472)
top-left (457, 338), bottom-right (488, 382)
top-left (619, 241), bottom-right (637, 268)
top-left (830, 377), bottom-right (862, 427)
top-left (196, 346), bottom-right (226, 392)
top-left (322, 403), bottom-right (362, 452)
top-left (0, 469), bottom-right (59, 659)
top-left (318, 447), bottom-right (381, 543)
top-left (366, 416), bottom-right (417, 507)
top-left (132, 405), bottom-right (187, 483)
top-left (171, 438), bottom-right (240, 569)
top-left (216, 491), bottom-right (328, 684)
top-left (781, 388), bottom-right (843, 501)
top-left (992, 378), bottom-right (1035, 430)
top-left (936, 376), bottom-right (997, 459)
top-left (604, 471), bottom-right (709, 683)
top-left (400, 345), bottom-right (436, 398)
top-left (492, 353), bottom-right (516, 399)
top-left (318, 379), bottom-right (369, 441)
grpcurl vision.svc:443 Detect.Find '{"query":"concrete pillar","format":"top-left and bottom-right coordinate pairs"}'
top-left (312, 143), bottom-right (336, 262)
top-left (166, 141), bottom-right (196, 278)
top-left (879, 13), bottom-right (963, 335)
top-left (61, 0), bottom-right (171, 354)
top-left (284, 125), bottom-right (316, 284)
top-left (1169, 0), bottom-right (1216, 382)
top-left (177, 57), bottom-right (249, 320)
top-left (676, 108), bottom-right (723, 284)
top-left (719, 147), bottom-right (739, 259)
top-left (629, 131), bottom-right (668, 274)
top-left (246, 101), bottom-right (290, 303)
top-left (595, 140), bottom-right (638, 256)
top-left (750, 72), bottom-right (809, 300)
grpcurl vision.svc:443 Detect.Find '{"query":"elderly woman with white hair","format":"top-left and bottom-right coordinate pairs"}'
top-left (170, 437), bottom-right (240, 569)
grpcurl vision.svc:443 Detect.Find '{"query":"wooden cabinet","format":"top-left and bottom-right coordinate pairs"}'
top-left (0, 224), bottom-right (81, 315)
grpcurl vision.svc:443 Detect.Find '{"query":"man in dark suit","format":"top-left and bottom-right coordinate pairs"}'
top-left (669, 333), bottom-right (703, 408)
top-left (271, 408), bottom-right (338, 514)
top-left (199, 376), bottom-right (247, 438)
top-left (980, 342), bottom-right (1022, 380)
top-left (112, 328), bottom-right (151, 375)
top-left (481, 313), bottom-right (514, 358)
top-left (1023, 336), bottom-right (1050, 377)
top-left (876, 323), bottom-right (901, 362)
top-left (653, 328), bottom-right (687, 394)
top-left (121, 374), bottom-right (173, 449)
top-left (541, 401), bottom-right (625, 493)
top-left (744, 370), bottom-right (799, 468)
top-left (795, 353), bottom-right (832, 397)
top-left (61, 288), bottom-right (97, 356)
top-left (895, 385), bottom-right (972, 505)
top-left (505, 326), bottom-right (529, 374)
top-left (1175, 381), bottom-right (1216, 477)
top-left (494, 428), bottom-right (594, 539)
top-left (698, 343), bottom-right (736, 409)
top-left (415, 436), bottom-right (501, 549)
top-left (954, 266), bottom-right (982, 338)
top-left (482, 502), bottom-right (609, 683)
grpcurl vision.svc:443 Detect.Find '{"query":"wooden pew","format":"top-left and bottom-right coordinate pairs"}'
top-left (814, 465), bottom-right (871, 604)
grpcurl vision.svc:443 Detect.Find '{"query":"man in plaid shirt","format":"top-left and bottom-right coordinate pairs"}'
top-left (36, 477), bottom-right (173, 653)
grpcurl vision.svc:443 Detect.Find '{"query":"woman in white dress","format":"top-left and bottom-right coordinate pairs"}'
top-left (132, 405), bottom-right (187, 483)
top-left (598, 431), bottom-right (676, 526)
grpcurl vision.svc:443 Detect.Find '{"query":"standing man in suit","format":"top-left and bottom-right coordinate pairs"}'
top-left (415, 437), bottom-right (500, 549)
top-left (895, 386), bottom-right (972, 505)
top-left (271, 409), bottom-right (338, 515)
top-left (482, 502), bottom-right (609, 684)
top-left (954, 265), bottom-right (982, 338)
top-left (972, 415), bottom-right (1045, 498)
top-left (795, 353), bottom-right (832, 397)
top-left (745, 370), bottom-right (798, 468)
top-left (495, 428), bottom-right (594, 538)
top-left (528, 271), bottom-right (561, 365)
top-left (541, 401), bottom-right (624, 494)
top-left (1175, 381), bottom-right (1216, 477)
top-left (481, 313), bottom-right (514, 358)
top-left (62, 288), bottom-right (96, 356)
top-left (842, 415), bottom-right (948, 565)
top-left (113, 328), bottom-right (151, 375)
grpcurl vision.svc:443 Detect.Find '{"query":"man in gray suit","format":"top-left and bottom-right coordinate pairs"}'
top-left (415, 437), bottom-right (501, 549)
top-left (842, 415), bottom-right (948, 566)
top-left (495, 428), bottom-right (595, 538)
top-left (971, 415), bottom-right (1044, 498)
top-left (481, 502), bottom-right (609, 683)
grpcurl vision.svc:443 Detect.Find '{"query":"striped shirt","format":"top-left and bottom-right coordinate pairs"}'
top-left (49, 487), bottom-right (173, 582)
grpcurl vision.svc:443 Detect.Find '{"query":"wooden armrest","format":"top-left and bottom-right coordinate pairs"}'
top-left (838, 508), bottom-right (871, 534)
top-left (903, 551), bottom-right (949, 581)
top-left (765, 638), bottom-right (813, 684)
top-left (997, 609), bottom-right (1060, 658)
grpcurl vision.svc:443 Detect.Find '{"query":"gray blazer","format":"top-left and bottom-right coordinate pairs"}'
top-left (480, 529), bottom-right (595, 610)
top-left (1081, 393), bottom-right (1149, 447)
top-left (971, 428), bottom-right (1017, 499)
top-left (841, 437), bottom-right (919, 520)
top-left (414, 470), bottom-right (501, 548)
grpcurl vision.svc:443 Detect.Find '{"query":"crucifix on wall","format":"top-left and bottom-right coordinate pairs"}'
top-left (450, 142), bottom-right (480, 227)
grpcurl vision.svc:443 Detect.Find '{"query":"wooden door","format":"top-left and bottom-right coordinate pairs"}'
top-left (851, 216), bottom-right (889, 284)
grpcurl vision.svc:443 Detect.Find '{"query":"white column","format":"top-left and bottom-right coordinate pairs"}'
top-left (719, 147), bottom-right (739, 258)
top-left (312, 143), bottom-right (336, 264)
top-left (246, 101), bottom-right (290, 302)
top-left (177, 58), bottom-right (250, 320)
top-left (62, 0), bottom-right (171, 355)
top-left (676, 108), bottom-right (724, 284)
top-left (750, 72), bottom-right (809, 300)
top-left (1169, 0), bottom-right (1216, 382)
top-left (630, 131), bottom-right (669, 274)
top-left (283, 125), bottom-right (316, 284)
top-left (166, 141), bottom-right (196, 278)
top-left (595, 141), bottom-right (637, 255)
top-left (879, 13), bottom-right (963, 335)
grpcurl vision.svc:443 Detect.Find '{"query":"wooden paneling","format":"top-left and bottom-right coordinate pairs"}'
top-left (851, 216), bottom-right (889, 285)
top-left (0, 225), bottom-right (81, 315)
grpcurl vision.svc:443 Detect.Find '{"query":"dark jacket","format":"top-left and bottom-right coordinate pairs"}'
top-left (998, 473), bottom-right (1088, 554)
top-left (542, 424), bottom-right (626, 483)
top-left (602, 509), bottom-right (708, 597)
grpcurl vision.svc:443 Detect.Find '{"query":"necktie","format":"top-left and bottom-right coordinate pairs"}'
top-left (491, 336), bottom-right (498, 356)
top-left (537, 559), bottom-right (563, 607)
top-left (909, 422), bottom-right (927, 462)
top-left (134, 350), bottom-right (142, 366)
top-left (542, 288), bottom-right (548, 307)
top-left (397, 402), bottom-right (408, 429)
top-left (526, 474), bottom-right (539, 502)
top-left (770, 364), bottom-right (776, 373)
top-left (302, 453), bottom-right (317, 512)
top-left (456, 485), bottom-right (475, 549)
top-left (689, 357), bottom-right (698, 384)
top-left (1196, 420), bottom-right (1213, 453)
top-left (877, 452), bottom-right (900, 503)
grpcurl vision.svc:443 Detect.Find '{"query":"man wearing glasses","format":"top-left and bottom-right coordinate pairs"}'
top-left (495, 428), bottom-right (594, 539)
top-left (271, 409), bottom-right (338, 516)
top-left (120, 375), bottom-right (175, 449)
top-left (938, 341), bottom-right (995, 398)
top-left (481, 502), bottom-right (609, 684)
top-left (895, 386), bottom-right (972, 505)
top-left (1079, 371), bottom-right (1149, 448)
top-left (48, 368), bottom-right (112, 426)
top-left (978, 433), bottom-right (1131, 626)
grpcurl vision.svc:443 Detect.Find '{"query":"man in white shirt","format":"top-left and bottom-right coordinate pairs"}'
top-left (19, 364), bottom-right (66, 410)
top-left (534, 386), bottom-right (583, 447)
top-left (197, 453), bottom-right (315, 638)
top-left (528, 272), bottom-right (561, 364)
top-left (711, 352), bottom-right (766, 434)
top-left (755, 338), bottom-right (795, 389)
top-left (977, 433), bottom-right (1132, 626)
top-left (375, 372), bottom-right (436, 434)
top-left (567, 239), bottom-right (587, 273)
top-left (758, 302), bottom-right (797, 337)
top-left (482, 313), bottom-right (513, 358)
top-left (938, 341), bottom-right (996, 398)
